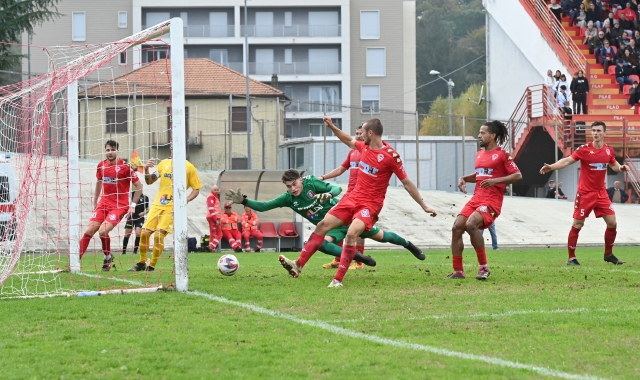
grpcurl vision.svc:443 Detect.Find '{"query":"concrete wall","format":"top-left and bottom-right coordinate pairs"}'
top-left (484, 0), bottom-right (568, 121)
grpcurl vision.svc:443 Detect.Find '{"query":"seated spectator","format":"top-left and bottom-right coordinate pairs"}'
top-left (605, 11), bottom-right (616, 31)
top-left (616, 59), bottom-right (634, 92)
top-left (601, 39), bottom-right (617, 73)
top-left (612, 19), bottom-right (624, 47)
top-left (623, 1), bottom-right (637, 19)
top-left (590, 30), bottom-right (605, 56)
top-left (549, 0), bottom-right (563, 21)
top-left (629, 81), bottom-right (640, 109)
top-left (617, 41), bottom-right (628, 60)
top-left (574, 3), bottom-right (587, 27)
top-left (585, 2), bottom-right (601, 28)
top-left (628, 38), bottom-right (639, 57)
top-left (221, 203), bottom-right (243, 253)
top-left (621, 31), bottom-right (632, 46)
top-left (609, 0), bottom-right (625, 10)
top-left (634, 30), bottom-right (640, 46)
top-left (583, 21), bottom-right (598, 45)
top-left (562, 100), bottom-right (573, 120)
top-left (555, 74), bottom-right (570, 94)
top-left (619, 13), bottom-right (634, 31)
top-left (622, 48), bottom-right (638, 74)
top-left (607, 181), bottom-right (630, 203)
top-left (546, 180), bottom-right (567, 199)
top-left (241, 206), bottom-right (263, 252)
top-left (557, 85), bottom-right (571, 113)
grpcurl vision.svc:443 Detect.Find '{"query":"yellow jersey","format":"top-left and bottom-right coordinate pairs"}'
top-left (152, 158), bottom-right (202, 209)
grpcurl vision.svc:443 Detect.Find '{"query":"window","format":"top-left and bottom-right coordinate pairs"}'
top-left (106, 108), bottom-right (128, 133)
top-left (0, 176), bottom-right (9, 203)
top-left (361, 85), bottom-right (380, 113)
top-left (180, 12), bottom-right (188, 26)
top-left (72, 12), bottom-right (86, 41)
top-left (118, 12), bottom-right (127, 28)
top-left (118, 52), bottom-right (127, 65)
top-left (284, 12), bottom-right (292, 27)
top-left (284, 86), bottom-right (293, 99)
top-left (210, 49), bottom-right (229, 66)
top-left (147, 49), bottom-right (167, 63)
top-left (310, 124), bottom-right (322, 137)
top-left (231, 107), bottom-right (248, 132)
top-left (184, 49), bottom-right (188, 58)
top-left (232, 157), bottom-right (248, 170)
top-left (366, 48), bottom-right (386, 77)
top-left (309, 86), bottom-right (339, 111)
top-left (284, 49), bottom-right (292, 64)
top-left (360, 11), bottom-right (380, 39)
top-left (288, 147), bottom-right (304, 168)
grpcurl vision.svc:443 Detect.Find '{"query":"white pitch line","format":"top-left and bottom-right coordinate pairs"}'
top-left (188, 290), bottom-right (605, 380)
top-left (329, 306), bottom-right (640, 323)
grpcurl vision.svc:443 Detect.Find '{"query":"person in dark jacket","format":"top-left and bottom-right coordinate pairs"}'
top-left (616, 58), bottom-right (634, 93)
top-left (601, 39), bottom-right (617, 74)
top-left (570, 70), bottom-right (590, 114)
top-left (629, 81), bottom-right (640, 109)
top-left (607, 181), bottom-right (629, 203)
top-left (546, 180), bottom-right (566, 199)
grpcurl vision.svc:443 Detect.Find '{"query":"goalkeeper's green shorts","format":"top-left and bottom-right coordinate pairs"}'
top-left (326, 225), bottom-right (381, 244)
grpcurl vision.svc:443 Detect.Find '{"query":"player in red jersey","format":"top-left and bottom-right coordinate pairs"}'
top-left (318, 124), bottom-right (366, 270)
top-left (540, 121), bottom-right (628, 266)
top-left (278, 116), bottom-right (438, 287)
top-left (449, 121), bottom-right (522, 280)
top-left (79, 140), bottom-right (143, 271)
top-left (206, 185), bottom-right (223, 251)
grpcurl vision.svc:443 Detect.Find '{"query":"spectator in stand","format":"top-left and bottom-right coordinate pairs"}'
top-left (612, 19), bottom-right (624, 47)
top-left (590, 30), bottom-right (605, 56)
top-left (607, 181), bottom-right (630, 203)
top-left (571, 70), bottom-right (590, 114)
top-left (622, 48), bottom-right (638, 74)
top-left (241, 206), bottom-right (263, 252)
top-left (617, 41), bottom-right (628, 60)
top-left (616, 59), bottom-right (634, 92)
top-left (555, 74), bottom-right (570, 94)
top-left (623, 2), bottom-right (637, 20)
top-left (605, 11), bottom-right (616, 30)
top-left (621, 31), bottom-right (632, 46)
top-left (573, 2), bottom-right (587, 28)
top-left (554, 70), bottom-right (562, 82)
top-left (628, 38), bottom-right (639, 57)
top-left (601, 39), bottom-right (617, 74)
top-left (221, 203), bottom-right (243, 253)
top-left (557, 85), bottom-right (572, 116)
top-left (609, 0), bottom-right (625, 10)
top-left (628, 80), bottom-right (640, 109)
top-left (619, 13), bottom-right (634, 32)
top-left (629, 0), bottom-right (639, 11)
top-left (583, 21), bottom-right (598, 46)
top-left (634, 30), bottom-right (640, 46)
top-left (562, 100), bottom-right (574, 120)
top-left (549, 0), bottom-right (563, 21)
top-left (602, 20), bottom-right (615, 45)
top-left (586, 2), bottom-right (601, 28)
top-left (545, 69), bottom-right (557, 94)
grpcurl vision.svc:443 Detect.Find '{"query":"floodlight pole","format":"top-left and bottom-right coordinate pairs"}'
top-left (430, 70), bottom-right (454, 136)
top-left (245, 0), bottom-right (252, 169)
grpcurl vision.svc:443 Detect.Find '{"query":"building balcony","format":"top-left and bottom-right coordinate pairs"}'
top-left (285, 101), bottom-right (343, 113)
top-left (247, 62), bottom-right (341, 75)
top-left (151, 130), bottom-right (203, 148)
top-left (142, 24), bottom-right (235, 38)
top-left (241, 24), bottom-right (341, 38)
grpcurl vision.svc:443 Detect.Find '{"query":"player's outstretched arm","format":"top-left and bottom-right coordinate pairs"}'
top-left (226, 188), bottom-right (290, 212)
top-left (323, 116), bottom-right (356, 149)
top-left (540, 157), bottom-right (577, 174)
top-left (400, 177), bottom-right (437, 217)
top-left (320, 165), bottom-right (348, 181)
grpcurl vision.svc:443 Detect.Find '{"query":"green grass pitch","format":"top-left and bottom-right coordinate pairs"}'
top-left (0, 247), bottom-right (639, 379)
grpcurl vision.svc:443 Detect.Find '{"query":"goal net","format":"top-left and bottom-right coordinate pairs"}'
top-left (0, 18), bottom-right (189, 298)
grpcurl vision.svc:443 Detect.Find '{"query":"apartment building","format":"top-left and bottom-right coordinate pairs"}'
top-left (23, 0), bottom-right (416, 136)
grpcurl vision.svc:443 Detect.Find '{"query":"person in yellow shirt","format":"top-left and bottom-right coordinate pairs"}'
top-left (129, 155), bottom-right (202, 271)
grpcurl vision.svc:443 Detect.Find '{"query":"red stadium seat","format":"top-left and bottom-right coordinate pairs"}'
top-left (278, 222), bottom-right (299, 251)
top-left (580, 27), bottom-right (586, 37)
top-left (259, 222), bottom-right (280, 251)
top-left (608, 65), bottom-right (617, 75)
top-left (630, 74), bottom-right (640, 83)
top-left (612, 46), bottom-right (618, 54)
top-left (623, 84), bottom-right (632, 94)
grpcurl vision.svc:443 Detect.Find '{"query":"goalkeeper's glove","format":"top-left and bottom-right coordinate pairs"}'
top-left (315, 192), bottom-right (333, 203)
top-left (225, 188), bottom-right (247, 205)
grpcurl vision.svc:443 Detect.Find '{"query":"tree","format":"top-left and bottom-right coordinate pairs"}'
top-left (0, 0), bottom-right (61, 82)
top-left (419, 82), bottom-right (486, 136)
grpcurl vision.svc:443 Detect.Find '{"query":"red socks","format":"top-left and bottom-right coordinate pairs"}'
top-left (568, 226), bottom-right (580, 259)
top-left (475, 248), bottom-right (487, 266)
top-left (79, 233), bottom-right (92, 259)
top-left (334, 245), bottom-right (357, 282)
top-left (297, 233), bottom-right (325, 268)
top-left (100, 235), bottom-right (111, 256)
top-left (453, 255), bottom-right (463, 272)
top-left (604, 227), bottom-right (617, 255)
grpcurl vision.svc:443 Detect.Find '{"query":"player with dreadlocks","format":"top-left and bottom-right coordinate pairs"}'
top-left (448, 120), bottom-right (522, 280)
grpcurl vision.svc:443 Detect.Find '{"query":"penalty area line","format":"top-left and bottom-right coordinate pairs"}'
top-left (188, 290), bottom-right (604, 380)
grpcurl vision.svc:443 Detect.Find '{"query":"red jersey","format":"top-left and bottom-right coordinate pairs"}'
top-left (206, 193), bottom-right (221, 222)
top-left (341, 149), bottom-right (361, 193)
top-left (349, 141), bottom-right (408, 205)
top-left (570, 143), bottom-right (617, 193)
top-left (241, 212), bottom-right (259, 231)
top-left (471, 147), bottom-right (520, 214)
top-left (96, 158), bottom-right (139, 209)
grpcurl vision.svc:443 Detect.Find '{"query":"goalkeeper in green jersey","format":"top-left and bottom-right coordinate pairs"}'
top-left (225, 169), bottom-right (424, 271)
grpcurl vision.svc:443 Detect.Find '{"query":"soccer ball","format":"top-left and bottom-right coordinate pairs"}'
top-left (217, 254), bottom-right (239, 276)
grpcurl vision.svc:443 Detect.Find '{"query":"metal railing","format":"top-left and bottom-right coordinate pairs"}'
top-left (241, 24), bottom-right (341, 37)
top-left (519, 0), bottom-right (587, 76)
top-left (143, 24), bottom-right (235, 38)
top-left (285, 101), bottom-right (343, 113)
top-left (151, 130), bottom-right (203, 147)
top-left (248, 61), bottom-right (341, 75)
